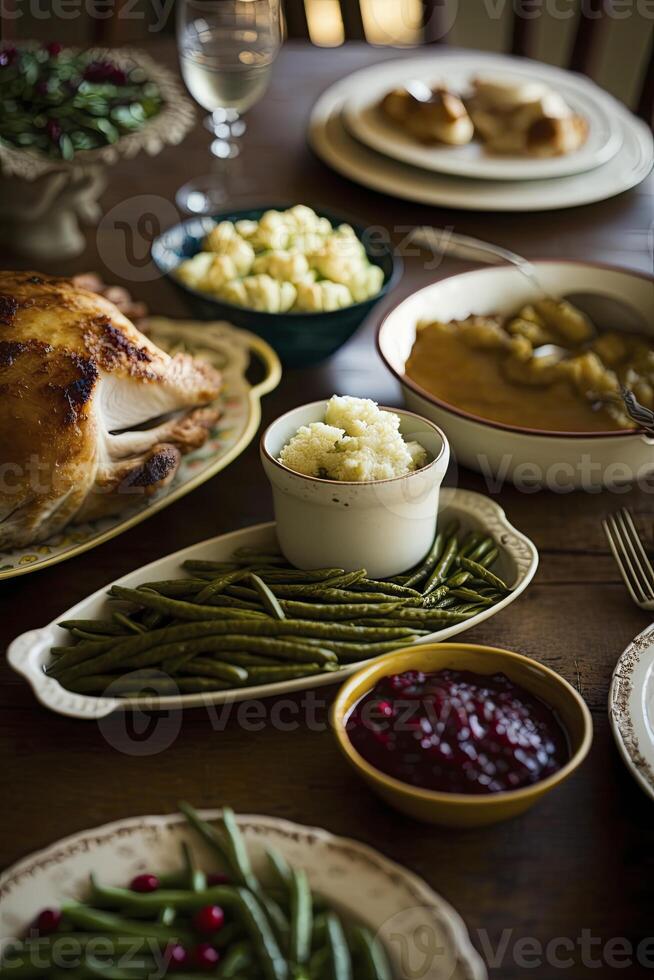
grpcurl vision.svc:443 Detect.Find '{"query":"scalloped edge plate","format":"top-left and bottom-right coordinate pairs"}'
top-left (609, 622), bottom-right (654, 802)
top-left (7, 488), bottom-right (538, 720)
top-left (0, 318), bottom-right (281, 581)
top-left (341, 52), bottom-right (622, 181)
top-left (0, 810), bottom-right (487, 980)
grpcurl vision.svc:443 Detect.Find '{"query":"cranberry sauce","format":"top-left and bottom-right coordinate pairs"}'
top-left (345, 669), bottom-right (569, 795)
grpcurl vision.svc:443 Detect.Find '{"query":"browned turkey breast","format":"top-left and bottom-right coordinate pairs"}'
top-left (0, 271), bottom-right (222, 548)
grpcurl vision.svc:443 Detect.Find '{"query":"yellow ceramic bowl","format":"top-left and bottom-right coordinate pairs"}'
top-left (331, 643), bottom-right (593, 827)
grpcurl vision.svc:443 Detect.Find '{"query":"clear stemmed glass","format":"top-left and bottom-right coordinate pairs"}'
top-left (175, 0), bottom-right (282, 214)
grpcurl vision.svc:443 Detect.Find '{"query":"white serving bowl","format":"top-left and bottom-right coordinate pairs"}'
top-left (260, 401), bottom-right (449, 578)
top-left (377, 261), bottom-right (654, 490)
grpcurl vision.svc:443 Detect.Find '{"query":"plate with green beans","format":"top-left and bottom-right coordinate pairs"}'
top-left (7, 488), bottom-right (538, 720)
top-left (0, 803), bottom-right (487, 980)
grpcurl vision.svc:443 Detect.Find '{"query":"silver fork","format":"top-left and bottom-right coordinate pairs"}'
top-left (603, 508), bottom-right (654, 610)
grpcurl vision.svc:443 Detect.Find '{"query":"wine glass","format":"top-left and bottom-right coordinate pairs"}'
top-left (176, 0), bottom-right (282, 214)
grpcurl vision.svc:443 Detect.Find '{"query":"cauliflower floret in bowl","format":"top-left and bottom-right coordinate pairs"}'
top-left (154, 205), bottom-right (401, 367)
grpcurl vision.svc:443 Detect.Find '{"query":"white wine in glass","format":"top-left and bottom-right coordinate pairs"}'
top-left (176, 0), bottom-right (281, 213)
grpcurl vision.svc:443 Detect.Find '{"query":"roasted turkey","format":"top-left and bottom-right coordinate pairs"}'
top-left (0, 271), bottom-right (222, 549)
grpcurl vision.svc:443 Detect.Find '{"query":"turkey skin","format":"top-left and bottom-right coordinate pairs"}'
top-left (0, 271), bottom-right (222, 549)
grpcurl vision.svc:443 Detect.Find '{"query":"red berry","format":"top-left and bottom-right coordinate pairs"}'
top-left (193, 904), bottom-right (225, 934)
top-left (0, 46), bottom-right (16, 68)
top-left (45, 41), bottom-right (63, 57)
top-left (33, 908), bottom-right (61, 935)
top-left (129, 873), bottom-right (159, 893)
top-left (46, 119), bottom-right (61, 143)
top-left (206, 872), bottom-right (230, 886)
top-left (192, 943), bottom-right (220, 969)
top-left (165, 943), bottom-right (188, 971)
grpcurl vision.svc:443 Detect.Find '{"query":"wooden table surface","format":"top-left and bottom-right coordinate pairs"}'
top-left (1, 41), bottom-right (653, 979)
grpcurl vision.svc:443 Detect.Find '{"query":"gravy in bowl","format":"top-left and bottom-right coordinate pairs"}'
top-left (406, 298), bottom-right (652, 433)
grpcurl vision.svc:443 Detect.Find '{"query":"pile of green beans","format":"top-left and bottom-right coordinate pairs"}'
top-left (48, 525), bottom-right (510, 700)
top-left (0, 803), bottom-right (392, 980)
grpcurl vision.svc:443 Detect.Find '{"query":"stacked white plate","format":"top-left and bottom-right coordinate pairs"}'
top-left (309, 51), bottom-right (654, 211)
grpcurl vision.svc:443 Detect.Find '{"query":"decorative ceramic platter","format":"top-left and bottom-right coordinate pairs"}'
top-left (341, 52), bottom-right (621, 181)
top-left (609, 623), bottom-right (654, 802)
top-left (0, 318), bottom-right (281, 581)
top-left (0, 810), bottom-right (487, 980)
top-left (309, 76), bottom-right (653, 212)
top-left (7, 488), bottom-right (538, 719)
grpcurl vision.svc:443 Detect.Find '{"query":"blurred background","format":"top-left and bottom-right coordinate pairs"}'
top-left (2, 0), bottom-right (652, 115)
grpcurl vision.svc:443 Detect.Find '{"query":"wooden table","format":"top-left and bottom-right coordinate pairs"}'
top-left (1, 42), bottom-right (653, 979)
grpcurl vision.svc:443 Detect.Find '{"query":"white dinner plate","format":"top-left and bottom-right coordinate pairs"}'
top-left (342, 52), bottom-right (622, 181)
top-left (7, 487), bottom-right (538, 720)
top-left (0, 810), bottom-right (487, 980)
top-left (609, 622), bottom-right (654, 802)
top-left (309, 79), bottom-right (653, 212)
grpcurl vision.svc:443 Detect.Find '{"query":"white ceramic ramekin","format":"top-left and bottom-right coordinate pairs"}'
top-left (260, 401), bottom-right (450, 578)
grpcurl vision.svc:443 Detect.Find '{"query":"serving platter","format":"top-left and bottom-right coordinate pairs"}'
top-left (341, 52), bottom-right (621, 181)
top-left (0, 810), bottom-right (487, 980)
top-left (0, 318), bottom-right (281, 582)
top-left (609, 623), bottom-right (654, 802)
top-left (309, 79), bottom-right (653, 212)
top-left (7, 488), bottom-right (538, 719)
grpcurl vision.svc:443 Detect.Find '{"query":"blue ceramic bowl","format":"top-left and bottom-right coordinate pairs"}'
top-left (151, 205), bottom-right (402, 367)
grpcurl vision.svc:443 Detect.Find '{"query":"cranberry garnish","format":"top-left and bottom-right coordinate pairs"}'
top-left (165, 943), bottom-right (188, 971)
top-left (45, 41), bottom-right (63, 57)
top-left (346, 669), bottom-right (569, 796)
top-left (83, 60), bottom-right (126, 85)
top-left (129, 873), bottom-right (159, 893)
top-left (206, 872), bottom-right (230, 886)
top-left (36, 80), bottom-right (49, 96)
top-left (0, 46), bottom-right (17, 67)
top-left (193, 904), bottom-right (225, 934)
top-left (192, 943), bottom-right (220, 970)
top-left (32, 908), bottom-right (61, 936)
top-left (46, 119), bottom-right (61, 143)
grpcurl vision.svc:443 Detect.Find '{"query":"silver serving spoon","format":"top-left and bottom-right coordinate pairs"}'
top-left (411, 227), bottom-right (648, 360)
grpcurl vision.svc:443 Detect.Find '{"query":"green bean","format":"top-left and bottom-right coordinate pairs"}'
top-left (58, 620), bottom-right (125, 636)
top-left (177, 659), bottom-right (248, 684)
top-left (246, 664), bottom-right (339, 684)
top-left (217, 942), bottom-right (254, 978)
top-left (457, 531), bottom-right (484, 559)
top-left (111, 612), bottom-right (146, 635)
top-left (231, 888), bottom-right (288, 980)
top-left (325, 913), bottom-right (352, 980)
top-left (480, 546), bottom-right (499, 567)
top-left (196, 569), bottom-right (251, 604)
top-left (221, 806), bottom-right (261, 892)
top-left (89, 877), bottom-right (235, 914)
top-left (449, 587), bottom-right (495, 605)
top-left (402, 531), bottom-right (444, 589)
top-left (279, 600), bottom-right (403, 621)
top-left (354, 579), bottom-right (421, 598)
top-left (301, 637), bottom-right (420, 659)
top-left (181, 839), bottom-right (206, 892)
top-left (141, 609), bottom-right (166, 629)
top-left (266, 847), bottom-right (291, 889)
top-left (309, 947), bottom-right (329, 978)
top-left (256, 568), bottom-right (345, 584)
top-left (137, 579), bottom-right (207, 597)
top-left (459, 557), bottom-right (509, 591)
top-left (60, 905), bottom-right (191, 944)
top-left (250, 574), bottom-right (286, 620)
top-left (70, 628), bottom-right (116, 642)
top-left (60, 674), bottom-right (233, 696)
top-left (289, 868), bottom-right (312, 966)
top-left (109, 586), bottom-right (268, 621)
top-left (47, 641), bottom-right (116, 677)
top-left (179, 802), bottom-right (230, 868)
top-left (348, 925), bottom-right (392, 980)
top-left (422, 533), bottom-right (458, 595)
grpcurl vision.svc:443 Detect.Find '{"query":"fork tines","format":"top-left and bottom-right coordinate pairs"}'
top-left (603, 508), bottom-right (654, 607)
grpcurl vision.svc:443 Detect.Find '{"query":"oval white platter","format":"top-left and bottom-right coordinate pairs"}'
top-left (341, 52), bottom-right (621, 181)
top-left (609, 622), bottom-right (654, 802)
top-left (309, 77), bottom-right (653, 212)
top-left (7, 488), bottom-right (538, 720)
top-left (0, 318), bottom-right (281, 581)
top-left (0, 810), bottom-right (487, 980)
